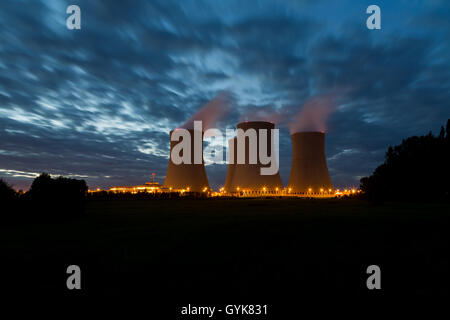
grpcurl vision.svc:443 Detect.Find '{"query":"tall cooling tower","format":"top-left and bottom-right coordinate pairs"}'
top-left (226, 121), bottom-right (283, 191)
top-left (164, 129), bottom-right (209, 192)
top-left (288, 131), bottom-right (332, 193)
top-left (223, 137), bottom-right (237, 191)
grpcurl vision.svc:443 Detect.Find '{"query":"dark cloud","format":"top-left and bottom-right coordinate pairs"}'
top-left (0, 0), bottom-right (449, 190)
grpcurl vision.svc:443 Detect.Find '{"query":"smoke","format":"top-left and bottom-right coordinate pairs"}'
top-left (181, 88), bottom-right (346, 133)
top-left (289, 90), bottom-right (340, 134)
top-left (182, 92), bottom-right (232, 130)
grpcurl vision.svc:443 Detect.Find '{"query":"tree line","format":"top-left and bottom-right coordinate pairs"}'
top-left (1, 173), bottom-right (88, 219)
top-left (360, 119), bottom-right (450, 202)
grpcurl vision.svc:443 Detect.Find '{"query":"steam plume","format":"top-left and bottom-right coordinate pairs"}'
top-left (289, 91), bottom-right (339, 134)
top-left (182, 91), bottom-right (232, 130)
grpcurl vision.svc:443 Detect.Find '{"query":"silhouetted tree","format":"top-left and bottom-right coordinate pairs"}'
top-left (360, 119), bottom-right (450, 202)
top-left (446, 119), bottom-right (450, 140)
top-left (27, 173), bottom-right (88, 217)
top-left (0, 178), bottom-right (16, 203)
top-left (439, 126), bottom-right (445, 139)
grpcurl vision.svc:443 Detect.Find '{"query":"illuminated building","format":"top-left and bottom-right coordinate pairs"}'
top-left (164, 129), bottom-right (210, 192)
top-left (225, 121), bottom-right (283, 193)
top-left (109, 181), bottom-right (165, 194)
top-left (288, 131), bottom-right (333, 194)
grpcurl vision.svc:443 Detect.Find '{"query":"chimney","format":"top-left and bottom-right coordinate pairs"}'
top-left (223, 137), bottom-right (237, 192)
top-left (226, 121), bottom-right (283, 192)
top-left (164, 129), bottom-right (209, 192)
top-left (288, 131), bottom-right (333, 193)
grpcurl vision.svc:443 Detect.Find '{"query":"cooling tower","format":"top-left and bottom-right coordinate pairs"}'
top-left (223, 137), bottom-right (237, 192)
top-left (288, 131), bottom-right (333, 193)
top-left (226, 121), bottom-right (283, 192)
top-left (164, 129), bottom-right (209, 192)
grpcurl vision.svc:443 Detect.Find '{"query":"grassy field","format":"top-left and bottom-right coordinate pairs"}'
top-left (2, 198), bottom-right (450, 306)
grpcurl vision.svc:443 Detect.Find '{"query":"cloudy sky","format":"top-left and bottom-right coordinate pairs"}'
top-left (0, 0), bottom-right (449, 190)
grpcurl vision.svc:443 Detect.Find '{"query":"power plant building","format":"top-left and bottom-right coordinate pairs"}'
top-left (160, 123), bottom-right (334, 197)
top-left (224, 121), bottom-right (283, 193)
top-left (288, 131), bottom-right (333, 193)
top-left (223, 137), bottom-right (237, 192)
top-left (164, 129), bottom-right (210, 192)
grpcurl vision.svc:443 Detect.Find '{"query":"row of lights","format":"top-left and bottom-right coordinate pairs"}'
top-left (95, 186), bottom-right (358, 195)
top-left (108, 186), bottom-right (160, 193)
top-left (218, 187), bottom-right (358, 195)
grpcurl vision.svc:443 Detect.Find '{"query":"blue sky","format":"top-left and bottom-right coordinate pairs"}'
top-left (0, 0), bottom-right (449, 190)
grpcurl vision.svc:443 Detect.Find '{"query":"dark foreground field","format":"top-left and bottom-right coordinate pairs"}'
top-left (2, 198), bottom-right (450, 308)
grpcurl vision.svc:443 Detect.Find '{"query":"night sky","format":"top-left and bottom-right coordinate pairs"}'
top-left (1, 0), bottom-right (449, 191)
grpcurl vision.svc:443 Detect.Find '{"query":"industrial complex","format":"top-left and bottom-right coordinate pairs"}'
top-left (89, 121), bottom-right (358, 198)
